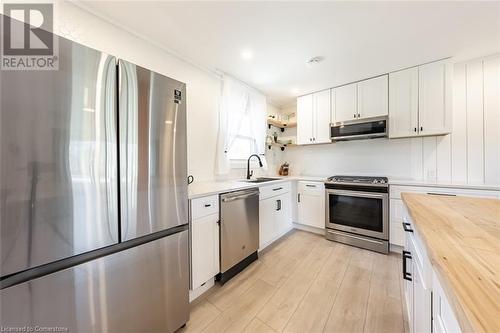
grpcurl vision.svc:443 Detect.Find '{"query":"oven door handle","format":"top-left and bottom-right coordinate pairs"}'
top-left (326, 189), bottom-right (387, 200)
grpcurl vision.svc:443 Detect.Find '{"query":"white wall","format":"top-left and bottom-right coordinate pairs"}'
top-left (280, 54), bottom-right (500, 186)
top-left (53, 1), bottom-right (221, 182)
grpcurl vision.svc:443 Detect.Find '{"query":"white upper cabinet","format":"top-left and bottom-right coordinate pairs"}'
top-left (297, 90), bottom-right (331, 145)
top-left (389, 59), bottom-right (452, 138)
top-left (357, 75), bottom-right (388, 119)
top-left (313, 89), bottom-right (332, 143)
top-left (418, 60), bottom-right (452, 136)
top-left (333, 76), bottom-right (388, 123)
top-left (297, 94), bottom-right (314, 145)
top-left (389, 67), bottom-right (419, 138)
top-left (333, 83), bottom-right (357, 123)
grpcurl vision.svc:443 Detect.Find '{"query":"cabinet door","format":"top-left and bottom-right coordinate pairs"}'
top-left (297, 94), bottom-right (314, 145)
top-left (413, 263), bottom-right (432, 333)
top-left (404, 235), bottom-right (414, 332)
top-left (418, 60), bottom-right (452, 136)
top-left (259, 197), bottom-right (276, 249)
top-left (333, 83), bottom-right (357, 123)
top-left (389, 68), bottom-right (419, 138)
top-left (313, 90), bottom-right (332, 143)
top-left (275, 192), bottom-right (292, 237)
top-left (357, 75), bottom-right (389, 119)
top-left (191, 213), bottom-right (218, 289)
top-left (297, 183), bottom-right (325, 229)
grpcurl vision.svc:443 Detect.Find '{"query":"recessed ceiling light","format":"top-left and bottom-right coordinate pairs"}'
top-left (306, 56), bottom-right (325, 68)
top-left (241, 49), bottom-right (253, 60)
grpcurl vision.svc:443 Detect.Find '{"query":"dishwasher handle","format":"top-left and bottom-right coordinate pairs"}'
top-left (221, 190), bottom-right (259, 202)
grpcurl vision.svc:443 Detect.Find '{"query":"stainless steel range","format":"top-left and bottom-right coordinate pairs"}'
top-left (325, 176), bottom-right (389, 254)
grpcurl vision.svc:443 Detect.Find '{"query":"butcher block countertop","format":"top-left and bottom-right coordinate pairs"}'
top-left (401, 193), bottom-right (500, 333)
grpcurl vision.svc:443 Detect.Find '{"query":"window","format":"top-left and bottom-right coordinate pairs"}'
top-left (227, 110), bottom-right (257, 160)
top-left (216, 75), bottom-right (267, 174)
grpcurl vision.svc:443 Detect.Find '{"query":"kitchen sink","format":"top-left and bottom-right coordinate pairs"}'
top-left (243, 177), bottom-right (280, 183)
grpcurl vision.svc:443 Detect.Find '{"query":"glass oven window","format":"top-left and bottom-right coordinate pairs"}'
top-left (328, 194), bottom-right (383, 232)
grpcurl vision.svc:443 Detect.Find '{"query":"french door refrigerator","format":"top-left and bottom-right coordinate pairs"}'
top-left (0, 31), bottom-right (189, 332)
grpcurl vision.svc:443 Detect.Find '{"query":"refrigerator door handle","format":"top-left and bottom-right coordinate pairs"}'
top-left (104, 56), bottom-right (119, 243)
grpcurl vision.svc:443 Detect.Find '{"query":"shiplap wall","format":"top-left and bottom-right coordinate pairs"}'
top-left (281, 54), bottom-right (500, 186)
top-left (411, 54), bottom-right (500, 185)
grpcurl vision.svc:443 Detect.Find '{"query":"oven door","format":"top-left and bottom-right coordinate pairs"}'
top-left (326, 189), bottom-right (388, 240)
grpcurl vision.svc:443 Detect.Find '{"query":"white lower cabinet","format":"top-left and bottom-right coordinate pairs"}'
top-left (297, 181), bottom-right (325, 229)
top-left (432, 272), bottom-right (462, 333)
top-left (259, 184), bottom-right (292, 250)
top-left (190, 195), bottom-right (219, 291)
top-left (402, 200), bottom-right (462, 333)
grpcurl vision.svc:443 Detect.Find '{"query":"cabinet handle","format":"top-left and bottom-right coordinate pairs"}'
top-left (204, 204), bottom-right (212, 207)
top-left (353, 113), bottom-right (356, 118)
top-left (426, 192), bottom-right (456, 197)
top-left (420, 126), bottom-right (423, 131)
top-left (313, 137), bottom-right (316, 141)
top-left (402, 222), bottom-right (413, 233)
top-left (414, 127), bottom-right (417, 132)
top-left (306, 184), bottom-right (316, 188)
top-left (309, 138), bottom-right (312, 142)
top-left (402, 250), bottom-right (412, 281)
top-left (357, 113), bottom-right (360, 118)
top-left (276, 199), bottom-right (281, 211)
top-left (272, 187), bottom-right (283, 191)
top-left (298, 193), bottom-right (300, 203)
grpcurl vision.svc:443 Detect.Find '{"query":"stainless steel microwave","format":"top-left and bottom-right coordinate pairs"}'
top-left (331, 116), bottom-right (388, 141)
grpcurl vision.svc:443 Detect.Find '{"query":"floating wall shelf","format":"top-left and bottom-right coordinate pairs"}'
top-left (267, 119), bottom-right (297, 132)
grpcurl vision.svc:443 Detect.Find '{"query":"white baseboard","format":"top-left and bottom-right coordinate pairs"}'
top-left (390, 243), bottom-right (403, 254)
top-left (189, 278), bottom-right (215, 303)
top-left (259, 225), bottom-right (294, 252)
top-left (292, 222), bottom-right (325, 235)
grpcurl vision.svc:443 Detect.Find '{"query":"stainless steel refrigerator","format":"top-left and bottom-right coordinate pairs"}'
top-left (0, 28), bottom-right (189, 332)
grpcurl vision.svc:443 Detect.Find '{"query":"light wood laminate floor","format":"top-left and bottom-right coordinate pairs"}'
top-left (181, 230), bottom-right (408, 333)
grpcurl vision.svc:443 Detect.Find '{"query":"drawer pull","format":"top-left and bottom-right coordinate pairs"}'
top-left (402, 250), bottom-right (412, 281)
top-left (272, 187), bottom-right (283, 191)
top-left (402, 222), bottom-right (414, 233)
top-left (306, 184), bottom-right (316, 188)
top-left (204, 204), bottom-right (212, 207)
top-left (427, 192), bottom-right (456, 196)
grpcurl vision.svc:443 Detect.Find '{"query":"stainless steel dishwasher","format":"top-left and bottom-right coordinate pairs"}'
top-left (218, 188), bottom-right (259, 284)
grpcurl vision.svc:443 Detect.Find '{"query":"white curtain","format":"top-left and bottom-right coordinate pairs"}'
top-left (215, 75), bottom-right (267, 175)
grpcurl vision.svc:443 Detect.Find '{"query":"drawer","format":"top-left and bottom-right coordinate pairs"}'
top-left (260, 181), bottom-right (291, 200)
top-left (403, 216), bottom-right (432, 289)
top-left (298, 181), bottom-right (325, 195)
top-left (191, 195), bottom-right (219, 220)
top-left (390, 185), bottom-right (499, 200)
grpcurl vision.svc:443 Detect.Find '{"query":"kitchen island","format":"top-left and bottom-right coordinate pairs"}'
top-left (402, 193), bottom-right (500, 333)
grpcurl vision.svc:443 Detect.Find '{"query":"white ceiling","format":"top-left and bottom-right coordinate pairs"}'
top-left (80, 1), bottom-right (500, 107)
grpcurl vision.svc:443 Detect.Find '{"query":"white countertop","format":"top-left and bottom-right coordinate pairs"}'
top-left (188, 175), bottom-right (500, 199)
top-left (188, 175), bottom-right (326, 199)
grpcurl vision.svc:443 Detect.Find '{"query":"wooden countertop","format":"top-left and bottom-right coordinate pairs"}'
top-left (401, 193), bottom-right (500, 333)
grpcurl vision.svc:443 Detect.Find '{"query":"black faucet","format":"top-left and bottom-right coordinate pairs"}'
top-left (246, 154), bottom-right (263, 179)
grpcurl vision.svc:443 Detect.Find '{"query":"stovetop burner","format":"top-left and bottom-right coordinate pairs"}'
top-left (326, 175), bottom-right (388, 185)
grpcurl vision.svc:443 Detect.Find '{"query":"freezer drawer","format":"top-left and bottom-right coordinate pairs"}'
top-left (0, 230), bottom-right (189, 333)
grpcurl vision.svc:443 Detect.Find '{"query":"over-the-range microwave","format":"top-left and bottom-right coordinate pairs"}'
top-left (331, 116), bottom-right (388, 141)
